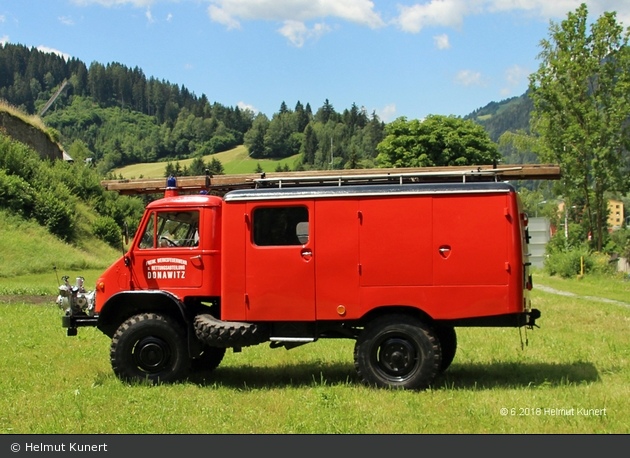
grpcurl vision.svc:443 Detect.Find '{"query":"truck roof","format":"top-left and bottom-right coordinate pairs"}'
top-left (146, 194), bottom-right (223, 209)
top-left (223, 182), bottom-right (516, 202)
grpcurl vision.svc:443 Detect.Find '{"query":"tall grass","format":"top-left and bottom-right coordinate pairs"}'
top-left (1, 286), bottom-right (629, 434)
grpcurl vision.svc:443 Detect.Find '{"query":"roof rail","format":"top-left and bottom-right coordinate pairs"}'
top-left (254, 167), bottom-right (526, 188)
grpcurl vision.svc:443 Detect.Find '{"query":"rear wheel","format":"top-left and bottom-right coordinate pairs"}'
top-left (110, 313), bottom-right (190, 384)
top-left (191, 345), bottom-right (226, 373)
top-left (434, 325), bottom-right (457, 373)
top-left (354, 315), bottom-right (441, 390)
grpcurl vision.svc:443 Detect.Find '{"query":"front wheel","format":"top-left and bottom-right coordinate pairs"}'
top-left (354, 315), bottom-right (441, 390)
top-left (110, 313), bottom-right (190, 384)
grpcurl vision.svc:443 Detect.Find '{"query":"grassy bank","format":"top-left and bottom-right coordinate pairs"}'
top-left (114, 145), bottom-right (301, 179)
top-left (1, 285), bottom-right (629, 434)
top-left (0, 209), bottom-right (121, 279)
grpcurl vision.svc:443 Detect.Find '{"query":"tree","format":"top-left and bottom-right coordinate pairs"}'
top-left (375, 115), bottom-right (500, 168)
top-left (208, 157), bottom-right (224, 175)
top-left (301, 123), bottom-right (318, 165)
top-left (189, 156), bottom-right (207, 176)
top-left (528, 3), bottom-right (630, 251)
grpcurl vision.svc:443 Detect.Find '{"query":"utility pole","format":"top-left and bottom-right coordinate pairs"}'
top-left (329, 137), bottom-right (334, 170)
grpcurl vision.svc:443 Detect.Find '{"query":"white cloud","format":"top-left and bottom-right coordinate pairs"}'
top-left (208, 4), bottom-right (241, 29)
top-left (237, 101), bottom-right (258, 114)
top-left (395, 0), bottom-right (630, 33)
top-left (146, 7), bottom-right (155, 23)
top-left (59, 16), bottom-right (75, 26)
top-left (207, 0), bottom-right (385, 29)
top-left (0, 15), bottom-right (6, 23)
top-left (277, 20), bottom-right (331, 47)
top-left (167, 13), bottom-right (173, 21)
top-left (433, 33), bottom-right (451, 50)
top-left (500, 63), bottom-right (530, 95)
top-left (395, 0), bottom-right (471, 33)
top-left (68, 0), bottom-right (630, 35)
top-left (505, 64), bottom-right (529, 86)
top-left (455, 69), bottom-right (488, 87)
top-left (37, 46), bottom-right (72, 61)
top-left (184, 63), bottom-right (194, 70)
top-left (376, 103), bottom-right (396, 122)
top-left (1, 35), bottom-right (9, 46)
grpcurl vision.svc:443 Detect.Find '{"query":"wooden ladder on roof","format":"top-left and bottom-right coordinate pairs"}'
top-left (101, 164), bottom-right (562, 195)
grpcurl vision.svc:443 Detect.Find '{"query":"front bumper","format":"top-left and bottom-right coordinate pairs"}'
top-left (61, 313), bottom-right (99, 336)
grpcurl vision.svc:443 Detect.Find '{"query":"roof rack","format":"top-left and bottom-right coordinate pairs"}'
top-left (253, 167), bottom-right (528, 188)
top-left (101, 164), bottom-right (561, 195)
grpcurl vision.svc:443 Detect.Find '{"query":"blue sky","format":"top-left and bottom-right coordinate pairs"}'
top-left (1, 1), bottom-right (628, 121)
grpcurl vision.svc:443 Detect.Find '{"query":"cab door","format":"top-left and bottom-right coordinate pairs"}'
top-left (132, 209), bottom-right (204, 290)
top-left (245, 202), bottom-right (315, 321)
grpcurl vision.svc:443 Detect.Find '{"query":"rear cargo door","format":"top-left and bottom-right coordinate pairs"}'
top-left (433, 194), bottom-right (509, 285)
top-left (359, 196), bottom-right (433, 286)
top-left (245, 201), bottom-right (315, 321)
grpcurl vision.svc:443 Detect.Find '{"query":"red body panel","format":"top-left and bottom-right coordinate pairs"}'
top-left (98, 186), bottom-right (528, 324)
top-left (220, 188), bottom-right (527, 322)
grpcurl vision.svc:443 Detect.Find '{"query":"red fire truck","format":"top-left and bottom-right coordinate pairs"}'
top-left (58, 166), bottom-right (558, 389)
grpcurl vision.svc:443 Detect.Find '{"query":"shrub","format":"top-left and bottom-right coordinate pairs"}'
top-left (0, 170), bottom-right (34, 216)
top-left (93, 216), bottom-right (122, 247)
top-left (544, 246), bottom-right (615, 278)
top-left (32, 184), bottom-right (76, 241)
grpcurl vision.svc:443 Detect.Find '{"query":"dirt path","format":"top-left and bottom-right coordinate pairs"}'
top-left (534, 284), bottom-right (630, 308)
top-left (0, 295), bottom-right (56, 305)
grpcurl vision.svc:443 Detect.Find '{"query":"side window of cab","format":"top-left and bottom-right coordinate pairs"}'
top-left (138, 211), bottom-right (200, 249)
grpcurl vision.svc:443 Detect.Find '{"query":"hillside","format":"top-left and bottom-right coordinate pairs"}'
top-left (0, 113), bottom-right (146, 277)
top-left (0, 43), bottom-right (387, 175)
top-left (464, 93), bottom-right (533, 142)
top-left (464, 92), bottom-right (538, 165)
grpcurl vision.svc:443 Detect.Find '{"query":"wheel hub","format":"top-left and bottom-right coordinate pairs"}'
top-left (134, 336), bottom-right (171, 373)
top-left (378, 337), bottom-right (417, 377)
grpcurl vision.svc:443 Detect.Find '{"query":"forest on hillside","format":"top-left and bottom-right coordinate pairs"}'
top-left (0, 43), bottom-right (387, 174)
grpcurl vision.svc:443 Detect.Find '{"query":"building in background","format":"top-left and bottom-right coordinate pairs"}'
top-left (528, 217), bottom-right (551, 269)
top-left (607, 199), bottom-right (624, 231)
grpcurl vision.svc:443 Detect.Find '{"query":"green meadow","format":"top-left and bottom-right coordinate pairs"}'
top-left (114, 145), bottom-right (301, 179)
top-left (1, 274), bottom-right (628, 434)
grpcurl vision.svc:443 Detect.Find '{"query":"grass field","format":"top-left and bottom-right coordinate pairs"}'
top-left (1, 274), bottom-right (629, 434)
top-left (114, 145), bottom-right (301, 179)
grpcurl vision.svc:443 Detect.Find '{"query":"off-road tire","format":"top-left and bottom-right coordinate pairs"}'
top-left (194, 314), bottom-right (269, 348)
top-left (191, 345), bottom-right (226, 373)
top-left (110, 313), bottom-right (190, 384)
top-left (434, 325), bottom-right (457, 373)
top-left (354, 314), bottom-right (441, 390)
